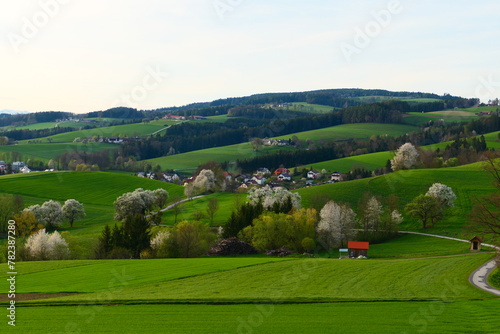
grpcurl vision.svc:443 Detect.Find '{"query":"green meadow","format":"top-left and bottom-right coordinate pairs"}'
top-left (1, 250), bottom-right (498, 333)
top-left (146, 123), bottom-right (418, 172)
top-left (0, 172), bottom-right (184, 244)
top-left (297, 162), bottom-right (497, 236)
top-left (0, 142), bottom-right (116, 162)
top-left (6, 300), bottom-right (499, 334)
top-left (18, 119), bottom-right (175, 144)
top-left (275, 123), bottom-right (418, 142)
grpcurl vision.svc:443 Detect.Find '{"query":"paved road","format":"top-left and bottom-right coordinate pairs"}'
top-left (399, 231), bottom-right (500, 296)
top-left (159, 195), bottom-right (207, 212)
top-left (469, 259), bottom-right (500, 296)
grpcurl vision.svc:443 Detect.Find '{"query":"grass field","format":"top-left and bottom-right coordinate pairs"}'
top-left (18, 120), bottom-right (175, 144)
top-left (5, 300), bottom-right (499, 334)
top-left (0, 142), bottom-right (117, 162)
top-left (275, 123), bottom-right (417, 142)
top-left (1, 251), bottom-right (498, 333)
top-left (296, 162), bottom-right (497, 236)
top-left (1, 253), bottom-right (493, 303)
top-left (146, 123), bottom-right (418, 172)
top-left (161, 192), bottom-right (247, 226)
top-left (0, 172), bottom-right (184, 240)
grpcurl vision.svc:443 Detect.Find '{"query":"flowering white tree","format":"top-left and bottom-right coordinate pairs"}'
top-left (363, 196), bottom-right (383, 232)
top-left (248, 185), bottom-right (301, 210)
top-left (25, 200), bottom-right (63, 229)
top-left (24, 229), bottom-right (70, 260)
top-left (390, 210), bottom-right (404, 225)
top-left (62, 199), bottom-right (86, 228)
top-left (391, 143), bottom-right (420, 171)
top-left (193, 169), bottom-right (216, 193)
top-left (426, 183), bottom-right (456, 207)
top-left (317, 201), bottom-right (356, 249)
top-left (114, 188), bottom-right (167, 221)
top-left (151, 231), bottom-right (170, 252)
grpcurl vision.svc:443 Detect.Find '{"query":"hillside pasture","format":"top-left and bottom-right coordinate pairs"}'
top-left (146, 123), bottom-right (417, 172)
top-left (7, 254), bottom-right (493, 304)
top-left (296, 162), bottom-right (497, 236)
top-left (8, 300), bottom-right (500, 334)
top-left (275, 123), bottom-right (418, 142)
top-left (0, 142), bottom-right (116, 162)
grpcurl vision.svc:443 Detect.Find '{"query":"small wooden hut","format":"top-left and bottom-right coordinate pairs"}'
top-left (470, 236), bottom-right (483, 251)
top-left (348, 241), bottom-right (370, 258)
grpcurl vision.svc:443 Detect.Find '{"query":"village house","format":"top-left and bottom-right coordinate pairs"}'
top-left (20, 166), bottom-right (31, 173)
top-left (263, 139), bottom-right (289, 147)
top-left (12, 161), bottom-right (26, 172)
top-left (274, 168), bottom-right (290, 176)
top-left (255, 167), bottom-right (271, 176)
top-left (223, 172), bottom-right (234, 180)
top-left (0, 161), bottom-right (7, 171)
top-left (163, 173), bottom-right (180, 183)
top-left (307, 170), bottom-right (321, 179)
top-left (331, 172), bottom-right (342, 182)
top-left (251, 175), bottom-right (267, 185)
top-left (277, 173), bottom-right (292, 182)
top-left (163, 115), bottom-right (186, 120)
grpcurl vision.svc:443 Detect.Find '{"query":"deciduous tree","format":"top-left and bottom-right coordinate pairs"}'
top-left (405, 195), bottom-right (442, 229)
top-left (62, 199), bottom-right (86, 228)
top-left (316, 201), bottom-right (356, 249)
top-left (391, 142), bottom-right (419, 171)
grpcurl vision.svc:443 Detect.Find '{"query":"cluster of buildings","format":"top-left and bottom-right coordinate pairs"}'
top-left (137, 166), bottom-right (343, 191)
top-left (0, 161), bottom-right (31, 174)
top-left (163, 115), bottom-right (207, 121)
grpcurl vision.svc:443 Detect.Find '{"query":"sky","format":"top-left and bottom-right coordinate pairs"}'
top-left (1, 0), bottom-right (500, 114)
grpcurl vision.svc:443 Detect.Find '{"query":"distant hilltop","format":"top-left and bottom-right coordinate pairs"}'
top-left (0, 109), bottom-right (30, 115)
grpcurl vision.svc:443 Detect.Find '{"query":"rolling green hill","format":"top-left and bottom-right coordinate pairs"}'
top-left (0, 142), bottom-right (116, 162)
top-left (296, 162), bottom-right (496, 236)
top-left (0, 172), bottom-right (184, 239)
top-left (275, 123), bottom-right (417, 142)
top-left (18, 119), bottom-right (175, 144)
top-left (146, 123), bottom-right (418, 172)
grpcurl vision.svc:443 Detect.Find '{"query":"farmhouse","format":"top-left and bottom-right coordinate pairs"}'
top-left (331, 172), bottom-right (342, 182)
top-left (307, 170), bottom-right (320, 179)
top-left (278, 173), bottom-right (291, 182)
top-left (274, 168), bottom-right (290, 176)
top-left (0, 161), bottom-right (7, 171)
top-left (251, 175), bottom-right (267, 185)
top-left (255, 167), bottom-right (271, 176)
top-left (12, 161), bottom-right (26, 172)
top-left (348, 241), bottom-right (369, 258)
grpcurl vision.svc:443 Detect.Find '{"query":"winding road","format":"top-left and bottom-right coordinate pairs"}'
top-left (399, 231), bottom-right (500, 296)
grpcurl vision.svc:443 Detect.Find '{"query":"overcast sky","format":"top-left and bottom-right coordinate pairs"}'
top-left (1, 0), bottom-right (499, 114)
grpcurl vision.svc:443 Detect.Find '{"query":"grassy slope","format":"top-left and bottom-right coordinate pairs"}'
top-left (275, 123), bottom-right (417, 141)
top-left (6, 254), bottom-right (493, 304)
top-left (146, 123), bottom-right (417, 171)
top-left (8, 300), bottom-right (499, 334)
top-left (296, 130), bottom-right (500, 173)
top-left (18, 120), bottom-right (174, 144)
top-left (296, 162), bottom-right (497, 236)
top-left (0, 172), bottom-right (184, 240)
top-left (0, 258), bottom-right (290, 294)
top-left (161, 192), bottom-right (247, 226)
top-left (0, 142), bottom-right (116, 162)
